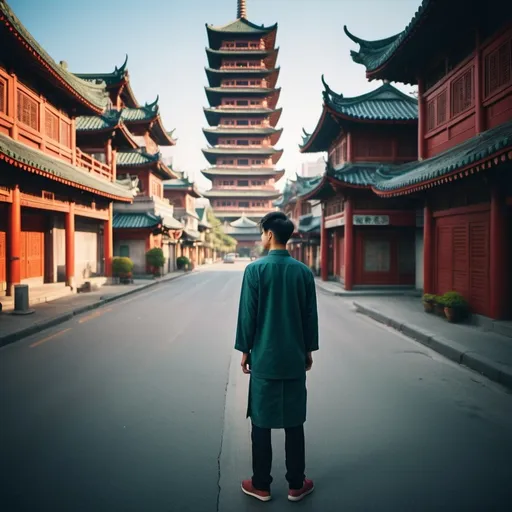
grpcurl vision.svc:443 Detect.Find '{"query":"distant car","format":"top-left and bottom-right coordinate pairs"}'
top-left (224, 253), bottom-right (236, 264)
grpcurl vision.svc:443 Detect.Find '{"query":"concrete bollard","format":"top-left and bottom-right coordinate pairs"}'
top-left (12, 284), bottom-right (35, 315)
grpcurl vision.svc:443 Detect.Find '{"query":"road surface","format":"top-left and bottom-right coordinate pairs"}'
top-left (1, 262), bottom-right (511, 511)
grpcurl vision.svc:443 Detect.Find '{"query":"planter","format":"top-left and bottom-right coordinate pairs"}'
top-left (435, 303), bottom-right (445, 316)
top-left (117, 272), bottom-right (133, 285)
top-left (423, 301), bottom-right (434, 313)
top-left (444, 306), bottom-right (458, 323)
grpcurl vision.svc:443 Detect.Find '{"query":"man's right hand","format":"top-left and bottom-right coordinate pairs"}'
top-left (306, 352), bottom-right (313, 371)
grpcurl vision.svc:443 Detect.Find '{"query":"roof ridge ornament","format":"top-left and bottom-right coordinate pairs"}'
top-left (115, 54), bottom-right (129, 75)
top-left (237, 0), bottom-right (247, 19)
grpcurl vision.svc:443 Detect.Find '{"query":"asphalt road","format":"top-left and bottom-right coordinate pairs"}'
top-left (1, 262), bottom-right (511, 511)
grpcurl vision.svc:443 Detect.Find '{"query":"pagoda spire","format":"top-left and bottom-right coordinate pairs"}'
top-left (237, 0), bottom-right (247, 19)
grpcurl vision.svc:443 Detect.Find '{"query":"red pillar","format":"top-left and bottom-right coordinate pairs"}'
top-left (7, 186), bottom-right (21, 296)
top-left (65, 202), bottom-right (75, 288)
top-left (104, 203), bottom-right (113, 278)
top-left (490, 184), bottom-right (507, 319)
top-left (423, 201), bottom-right (433, 294)
top-left (320, 205), bottom-right (328, 281)
top-left (343, 198), bottom-right (354, 290)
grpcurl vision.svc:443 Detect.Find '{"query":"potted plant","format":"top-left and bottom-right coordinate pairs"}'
top-left (177, 256), bottom-right (190, 270)
top-left (146, 248), bottom-right (165, 277)
top-left (112, 257), bottom-right (134, 284)
top-left (422, 293), bottom-right (437, 313)
top-left (434, 295), bottom-right (446, 316)
top-left (442, 291), bottom-right (469, 323)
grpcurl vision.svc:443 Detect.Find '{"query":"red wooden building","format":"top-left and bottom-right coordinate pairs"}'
top-left (346, 0), bottom-right (512, 318)
top-left (75, 60), bottom-right (183, 275)
top-left (0, 2), bottom-right (133, 298)
top-left (201, 0), bottom-right (284, 254)
top-left (299, 78), bottom-right (419, 290)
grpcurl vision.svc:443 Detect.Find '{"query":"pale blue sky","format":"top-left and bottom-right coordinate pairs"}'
top-left (11, 0), bottom-right (419, 189)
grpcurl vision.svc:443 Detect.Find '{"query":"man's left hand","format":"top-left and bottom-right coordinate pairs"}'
top-left (241, 353), bottom-right (251, 374)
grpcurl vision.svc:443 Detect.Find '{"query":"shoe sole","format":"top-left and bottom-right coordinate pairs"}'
top-left (288, 486), bottom-right (315, 502)
top-left (241, 484), bottom-right (272, 502)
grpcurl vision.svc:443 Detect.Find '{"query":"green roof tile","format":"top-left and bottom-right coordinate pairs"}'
top-left (113, 212), bottom-right (161, 229)
top-left (0, 132), bottom-right (131, 200)
top-left (373, 120), bottom-right (512, 193)
top-left (1, 1), bottom-right (109, 113)
top-left (206, 18), bottom-right (277, 34)
top-left (75, 55), bottom-right (128, 86)
top-left (117, 149), bottom-right (160, 167)
top-left (298, 214), bottom-right (321, 234)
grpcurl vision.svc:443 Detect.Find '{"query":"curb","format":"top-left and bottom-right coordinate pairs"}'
top-left (353, 302), bottom-right (512, 391)
top-left (0, 272), bottom-right (189, 348)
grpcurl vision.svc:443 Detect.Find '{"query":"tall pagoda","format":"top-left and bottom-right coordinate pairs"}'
top-left (201, 0), bottom-right (283, 251)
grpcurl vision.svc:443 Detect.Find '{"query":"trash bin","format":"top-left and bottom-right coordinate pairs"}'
top-left (12, 284), bottom-right (35, 315)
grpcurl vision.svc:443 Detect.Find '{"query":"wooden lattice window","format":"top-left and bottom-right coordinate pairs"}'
top-left (436, 90), bottom-right (447, 125)
top-left (45, 110), bottom-right (59, 141)
top-left (60, 120), bottom-right (71, 148)
top-left (426, 99), bottom-right (436, 131)
top-left (451, 69), bottom-right (473, 116)
top-left (17, 90), bottom-right (38, 129)
top-left (0, 79), bottom-right (5, 113)
top-left (485, 39), bottom-right (512, 97)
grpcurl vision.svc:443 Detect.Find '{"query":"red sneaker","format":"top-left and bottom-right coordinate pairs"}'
top-left (241, 479), bottom-right (272, 502)
top-left (288, 479), bottom-right (314, 502)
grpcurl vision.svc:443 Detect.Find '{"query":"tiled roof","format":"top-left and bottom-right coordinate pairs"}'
top-left (323, 78), bottom-right (417, 121)
top-left (76, 110), bottom-right (122, 131)
top-left (121, 99), bottom-right (159, 122)
top-left (206, 18), bottom-right (277, 34)
top-left (164, 177), bottom-right (195, 189)
top-left (203, 107), bottom-right (282, 128)
top-left (113, 212), bottom-right (161, 229)
top-left (298, 214), bottom-right (321, 234)
top-left (330, 163), bottom-right (385, 187)
top-left (117, 149), bottom-right (160, 167)
top-left (201, 167), bottom-right (285, 180)
top-left (1, 1), bottom-right (109, 113)
top-left (372, 119), bottom-right (512, 194)
top-left (344, 0), bottom-right (434, 75)
top-left (203, 127), bottom-right (281, 136)
top-left (75, 55), bottom-right (128, 86)
top-left (203, 147), bottom-right (282, 155)
top-left (231, 213), bottom-right (258, 228)
top-left (0, 132), bottom-right (132, 201)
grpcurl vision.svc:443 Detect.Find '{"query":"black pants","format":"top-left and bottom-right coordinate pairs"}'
top-left (251, 423), bottom-right (305, 491)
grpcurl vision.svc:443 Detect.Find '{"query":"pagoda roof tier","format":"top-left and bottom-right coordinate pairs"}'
top-left (274, 174), bottom-right (322, 206)
top-left (203, 127), bottom-right (282, 146)
top-left (205, 67), bottom-right (280, 88)
top-left (298, 213), bottom-right (321, 235)
top-left (203, 188), bottom-right (281, 199)
top-left (116, 149), bottom-right (177, 180)
top-left (343, 0), bottom-right (471, 84)
top-left (201, 167), bottom-right (285, 180)
top-left (0, 132), bottom-right (132, 201)
top-left (206, 18), bottom-right (278, 51)
top-left (76, 113), bottom-right (139, 150)
top-left (205, 87), bottom-right (280, 107)
top-left (1, 1), bottom-right (109, 115)
top-left (204, 107), bottom-right (282, 127)
top-left (301, 79), bottom-right (417, 153)
top-left (75, 55), bottom-right (139, 108)
top-left (163, 177), bottom-right (202, 198)
top-left (216, 210), bottom-right (268, 220)
top-left (113, 212), bottom-right (182, 231)
top-left (202, 147), bottom-right (283, 165)
top-left (205, 47), bottom-right (279, 69)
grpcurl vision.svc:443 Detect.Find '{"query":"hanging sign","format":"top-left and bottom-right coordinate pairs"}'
top-left (353, 215), bottom-right (390, 226)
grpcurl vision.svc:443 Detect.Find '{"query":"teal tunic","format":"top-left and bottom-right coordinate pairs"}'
top-left (235, 250), bottom-right (319, 429)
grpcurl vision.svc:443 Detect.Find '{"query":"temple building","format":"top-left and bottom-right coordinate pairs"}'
top-left (75, 59), bottom-right (183, 275)
top-left (200, 0), bottom-right (283, 254)
top-left (274, 176), bottom-right (321, 272)
top-left (0, 1), bottom-right (133, 300)
top-left (300, 78), bottom-right (419, 290)
top-left (345, 0), bottom-right (512, 319)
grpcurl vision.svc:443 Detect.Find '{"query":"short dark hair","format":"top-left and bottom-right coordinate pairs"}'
top-left (260, 212), bottom-right (295, 244)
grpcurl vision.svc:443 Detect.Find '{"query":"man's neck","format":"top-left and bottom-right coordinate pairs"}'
top-left (269, 244), bottom-right (287, 252)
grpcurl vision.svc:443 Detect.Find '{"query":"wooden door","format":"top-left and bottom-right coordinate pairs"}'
top-left (435, 211), bottom-right (489, 316)
top-left (21, 231), bottom-right (44, 280)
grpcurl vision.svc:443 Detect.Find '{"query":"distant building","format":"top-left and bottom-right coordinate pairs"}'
top-left (300, 158), bottom-right (325, 178)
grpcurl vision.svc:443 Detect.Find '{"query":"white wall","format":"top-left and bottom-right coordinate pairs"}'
top-left (114, 239), bottom-right (146, 274)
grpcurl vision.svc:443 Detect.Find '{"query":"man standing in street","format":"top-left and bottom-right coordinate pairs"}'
top-left (235, 211), bottom-right (319, 503)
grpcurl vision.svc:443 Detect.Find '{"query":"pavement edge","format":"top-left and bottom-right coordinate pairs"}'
top-left (0, 272), bottom-right (190, 348)
top-left (353, 301), bottom-right (512, 391)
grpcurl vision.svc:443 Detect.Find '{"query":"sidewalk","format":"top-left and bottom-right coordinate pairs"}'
top-left (316, 278), bottom-right (421, 297)
top-left (351, 296), bottom-right (512, 390)
top-left (0, 271), bottom-right (189, 348)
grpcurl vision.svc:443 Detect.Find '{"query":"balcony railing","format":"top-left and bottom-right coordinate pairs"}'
top-left (76, 148), bottom-right (112, 181)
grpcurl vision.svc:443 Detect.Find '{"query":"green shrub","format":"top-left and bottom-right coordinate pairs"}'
top-left (441, 291), bottom-right (468, 309)
top-left (177, 256), bottom-right (190, 269)
top-left (112, 257), bottom-right (134, 276)
top-left (422, 293), bottom-right (437, 303)
top-left (146, 248), bottom-right (165, 270)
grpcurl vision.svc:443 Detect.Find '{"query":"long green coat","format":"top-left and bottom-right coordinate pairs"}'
top-left (235, 250), bottom-right (319, 429)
